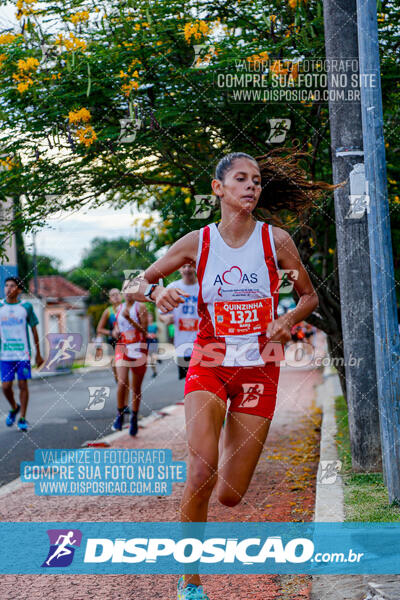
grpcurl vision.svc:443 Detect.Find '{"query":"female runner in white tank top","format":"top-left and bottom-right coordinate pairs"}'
top-left (112, 292), bottom-right (148, 436)
top-left (130, 152), bottom-right (320, 599)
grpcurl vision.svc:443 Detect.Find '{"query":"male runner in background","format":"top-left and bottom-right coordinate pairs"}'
top-left (0, 277), bottom-right (43, 431)
top-left (158, 264), bottom-right (199, 380)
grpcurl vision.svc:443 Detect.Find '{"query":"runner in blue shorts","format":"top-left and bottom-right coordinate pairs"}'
top-left (0, 277), bottom-right (43, 431)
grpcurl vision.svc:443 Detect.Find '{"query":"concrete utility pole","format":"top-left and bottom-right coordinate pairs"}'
top-left (32, 232), bottom-right (39, 296)
top-left (357, 0), bottom-right (400, 502)
top-left (323, 0), bottom-right (382, 472)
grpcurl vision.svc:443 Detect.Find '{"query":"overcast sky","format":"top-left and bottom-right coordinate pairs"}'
top-left (23, 205), bottom-right (145, 270)
top-left (0, 3), bottom-right (17, 30)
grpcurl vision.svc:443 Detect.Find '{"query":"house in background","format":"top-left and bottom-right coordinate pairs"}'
top-left (26, 275), bottom-right (91, 363)
top-left (0, 197), bottom-right (90, 366)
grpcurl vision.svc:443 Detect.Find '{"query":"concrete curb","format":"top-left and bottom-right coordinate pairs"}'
top-left (31, 369), bottom-right (72, 379)
top-left (0, 402), bottom-right (181, 496)
top-left (31, 366), bottom-right (111, 380)
top-left (314, 368), bottom-right (345, 521)
top-left (366, 580), bottom-right (400, 599)
top-left (84, 403), bottom-right (180, 446)
top-left (0, 475), bottom-right (23, 497)
top-left (311, 371), bottom-right (400, 600)
top-left (311, 369), bottom-right (345, 600)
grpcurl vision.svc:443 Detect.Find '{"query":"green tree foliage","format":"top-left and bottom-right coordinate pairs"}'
top-left (86, 302), bottom-right (108, 331)
top-left (67, 236), bottom-right (156, 303)
top-left (28, 253), bottom-right (61, 275)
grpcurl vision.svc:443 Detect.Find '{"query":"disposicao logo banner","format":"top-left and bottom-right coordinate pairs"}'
top-left (0, 522), bottom-right (399, 574)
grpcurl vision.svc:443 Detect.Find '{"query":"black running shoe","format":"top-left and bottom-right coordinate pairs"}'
top-left (129, 412), bottom-right (138, 436)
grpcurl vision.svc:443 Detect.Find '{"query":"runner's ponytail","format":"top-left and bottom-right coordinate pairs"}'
top-left (213, 146), bottom-right (340, 227)
top-left (255, 145), bottom-right (340, 227)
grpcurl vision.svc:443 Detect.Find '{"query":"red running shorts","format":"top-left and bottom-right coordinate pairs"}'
top-left (184, 361), bottom-right (280, 421)
top-left (115, 343), bottom-right (147, 374)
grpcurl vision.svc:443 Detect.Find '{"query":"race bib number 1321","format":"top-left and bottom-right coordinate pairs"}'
top-left (213, 297), bottom-right (273, 336)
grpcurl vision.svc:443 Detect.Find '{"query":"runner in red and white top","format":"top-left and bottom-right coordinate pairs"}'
top-left (129, 151), bottom-right (320, 599)
top-left (111, 293), bottom-right (148, 437)
top-left (192, 218), bottom-right (280, 368)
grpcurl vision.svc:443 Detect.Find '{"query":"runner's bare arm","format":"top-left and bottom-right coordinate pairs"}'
top-left (129, 231), bottom-right (199, 313)
top-left (271, 227), bottom-right (319, 337)
top-left (97, 307), bottom-right (111, 337)
top-left (32, 325), bottom-right (44, 367)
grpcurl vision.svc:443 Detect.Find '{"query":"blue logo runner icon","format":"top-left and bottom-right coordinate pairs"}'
top-left (42, 334), bottom-right (82, 372)
top-left (41, 529), bottom-right (82, 568)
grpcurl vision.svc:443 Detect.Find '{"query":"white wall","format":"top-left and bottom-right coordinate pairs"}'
top-left (66, 311), bottom-right (90, 360)
top-left (21, 294), bottom-right (89, 361)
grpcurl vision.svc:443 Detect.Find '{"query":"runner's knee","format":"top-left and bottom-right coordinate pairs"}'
top-left (217, 485), bottom-right (244, 507)
top-left (187, 457), bottom-right (217, 496)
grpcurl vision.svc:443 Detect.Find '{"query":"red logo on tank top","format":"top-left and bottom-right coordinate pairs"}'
top-left (213, 268), bottom-right (258, 286)
top-left (222, 266), bottom-right (242, 285)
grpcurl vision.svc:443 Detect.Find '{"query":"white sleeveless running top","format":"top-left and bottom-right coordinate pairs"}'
top-left (116, 301), bottom-right (146, 359)
top-left (195, 220), bottom-right (280, 367)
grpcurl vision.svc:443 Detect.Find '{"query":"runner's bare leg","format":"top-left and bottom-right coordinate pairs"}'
top-left (116, 365), bottom-right (129, 410)
top-left (17, 379), bottom-right (29, 418)
top-left (131, 366), bottom-right (146, 413)
top-left (180, 390), bottom-right (226, 586)
top-left (217, 411), bottom-right (271, 505)
top-left (2, 382), bottom-right (17, 410)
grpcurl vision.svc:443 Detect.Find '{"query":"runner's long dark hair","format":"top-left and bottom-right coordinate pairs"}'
top-left (214, 146), bottom-right (340, 227)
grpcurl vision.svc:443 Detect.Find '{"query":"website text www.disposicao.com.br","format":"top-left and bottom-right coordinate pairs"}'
top-left (82, 536), bottom-right (364, 565)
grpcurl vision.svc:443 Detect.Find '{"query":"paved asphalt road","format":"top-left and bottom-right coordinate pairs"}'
top-left (0, 360), bottom-right (184, 486)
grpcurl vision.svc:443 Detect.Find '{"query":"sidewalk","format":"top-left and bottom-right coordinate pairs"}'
top-left (0, 361), bottom-right (324, 600)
